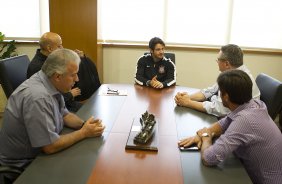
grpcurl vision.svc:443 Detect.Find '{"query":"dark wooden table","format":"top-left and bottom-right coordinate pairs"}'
top-left (15, 84), bottom-right (251, 184)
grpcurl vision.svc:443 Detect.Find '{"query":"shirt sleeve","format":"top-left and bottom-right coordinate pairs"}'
top-left (135, 57), bottom-right (149, 86)
top-left (201, 83), bottom-right (219, 99)
top-left (202, 94), bottom-right (230, 117)
top-left (203, 116), bottom-right (254, 166)
top-left (23, 97), bottom-right (62, 148)
top-left (161, 60), bottom-right (176, 87)
top-left (218, 117), bottom-right (231, 133)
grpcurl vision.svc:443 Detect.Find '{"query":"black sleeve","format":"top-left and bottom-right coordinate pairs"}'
top-left (74, 56), bottom-right (101, 101)
top-left (162, 61), bottom-right (176, 87)
top-left (135, 58), bottom-right (150, 86)
top-left (63, 92), bottom-right (73, 101)
top-left (27, 62), bottom-right (41, 79)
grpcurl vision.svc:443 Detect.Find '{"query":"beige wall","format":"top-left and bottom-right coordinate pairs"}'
top-left (1, 44), bottom-right (282, 113)
top-left (103, 47), bottom-right (282, 89)
top-left (14, 44), bottom-right (282, 89)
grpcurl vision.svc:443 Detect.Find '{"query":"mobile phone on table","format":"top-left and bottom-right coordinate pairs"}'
top-left (179, 144), bottom-right (199, 151)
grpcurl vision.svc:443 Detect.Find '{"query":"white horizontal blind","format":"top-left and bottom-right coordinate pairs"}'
top-left (1, 0), bottom-right (281, 49)
top-left (99, 0), bottom-right (164, 43)
top-left (0, 0), bottom-right (49, 40)
top-left (166, 0), bottom-right (231, 46)
top-left (230, 0), bottom-right (282, 49)
top-left (99, 0), bottom-right (282, 49)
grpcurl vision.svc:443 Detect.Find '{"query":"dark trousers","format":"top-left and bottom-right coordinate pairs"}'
top-left (0, 172), bottom-right (20, 184)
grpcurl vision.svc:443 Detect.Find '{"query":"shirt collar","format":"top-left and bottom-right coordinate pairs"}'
top-left (38, 70), bottom-right (61, 96)
top-left (225, 99), bottom-right (255, 120)
top-left (37, 49), bottom-right (48, 61)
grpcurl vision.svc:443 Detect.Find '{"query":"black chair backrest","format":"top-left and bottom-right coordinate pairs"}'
top-left (144, 52), bottom-right (175, 64)
top-left (0, 165), bottom-right (23, 184)
top-left (255, 73), bottom-right (282, 120)
top-left (0, 55), bottom-right (30, 98)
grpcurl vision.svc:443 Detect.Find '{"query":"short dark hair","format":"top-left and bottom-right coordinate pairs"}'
top-left (149, 37), bottom-right (165, 50)
top-left (220, 44), bottom-right (243, 67)
top-left (217, 70), bottom-right (252, 105)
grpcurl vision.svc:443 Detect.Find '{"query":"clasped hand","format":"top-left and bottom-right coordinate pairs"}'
top-left (81, 116), bottom-right (105, 138)
top-left (150, 76), bottom-right (164, 89)
top-left (174, 92), bottom-right (190, 106)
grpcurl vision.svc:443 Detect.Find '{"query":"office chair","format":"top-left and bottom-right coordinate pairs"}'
top-left (256, 73), bottom-right (282, 129)
top-left (0, 55), bottom-right (30, 98)
top-left (0, 165), bottom-right (23, 184)
top-left (144, 52), bottom-right (176, 64)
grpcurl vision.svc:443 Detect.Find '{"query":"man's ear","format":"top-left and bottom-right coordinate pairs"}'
top-left (46, 44), bottom-right (54, 53)
top-left (222, 92), bottom-right (230, 102)
top-left (53, 73), bottom-right (61, 82)
top-left (225, 60), bottom-right (232, 69)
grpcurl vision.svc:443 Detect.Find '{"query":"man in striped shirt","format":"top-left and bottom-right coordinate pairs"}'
top-left (179, 70), bottom-right (282, 184)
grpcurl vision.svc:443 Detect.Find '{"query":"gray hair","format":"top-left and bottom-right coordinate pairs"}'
top-left (42, 48), bottom-right (80, 77)
top-left (220, 44), bottom-right (243, 67)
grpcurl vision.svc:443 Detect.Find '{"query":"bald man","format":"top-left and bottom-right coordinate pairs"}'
top-left (27, 32), bottom-right (101, 112)
top-left (27, 32), bottom-right (63, 77)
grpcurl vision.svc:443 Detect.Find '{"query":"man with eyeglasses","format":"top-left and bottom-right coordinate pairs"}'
top-left (178, 70), bottom-right (282, 183)
top-left (135, 37), bottom-right (176, 89)
top-left (174, 44), bottom-right (260, 117)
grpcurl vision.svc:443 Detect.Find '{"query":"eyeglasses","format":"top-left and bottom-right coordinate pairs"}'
top-left (216, 58), bottom-right (227, 63)
top-left (107, 87), bottom-right (119, 94)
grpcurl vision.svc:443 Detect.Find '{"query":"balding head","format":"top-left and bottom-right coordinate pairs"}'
top-left (39, 32), bottom-right (63, 56)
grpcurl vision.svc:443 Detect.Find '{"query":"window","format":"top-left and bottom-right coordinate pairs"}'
top-left (99, 0), bottom-right (164, 43)
top-left (99, 0), bottom-right (282, 49)
top-left (230, 0), bottom-right (282, 49)
top-left (0, 0), bottom-right (49, 40)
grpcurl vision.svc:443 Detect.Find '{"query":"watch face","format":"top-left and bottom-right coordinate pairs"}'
top-left (202, 132), bottom-right (209, 137)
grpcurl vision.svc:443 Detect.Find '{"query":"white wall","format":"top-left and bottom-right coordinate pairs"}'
top-left (103, 47), bottom-right (282, 89)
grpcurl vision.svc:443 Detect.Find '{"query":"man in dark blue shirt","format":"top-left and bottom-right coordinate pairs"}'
top-left (135, 37), bottom-right (176, 88)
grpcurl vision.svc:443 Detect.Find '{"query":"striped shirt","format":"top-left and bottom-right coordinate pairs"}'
top-left (203, 99), bottom-right (282, 184)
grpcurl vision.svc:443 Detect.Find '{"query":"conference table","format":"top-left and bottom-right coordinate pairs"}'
top-left (15, 84), bottom-right (251, 184)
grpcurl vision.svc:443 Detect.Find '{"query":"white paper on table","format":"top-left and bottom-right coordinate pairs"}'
top-left (98, 89), bottom-right (128, 96)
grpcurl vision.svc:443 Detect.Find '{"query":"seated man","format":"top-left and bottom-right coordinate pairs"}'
top-left (27, 32), bottom-right (101, 112)
top-left (174, 44), bottom-right (260, 117)
top-left (0, 49), bottom-right (105, 183)
top-left (135, 37), bottom-right (176, 89)
top-left (178, 70), bottom-right (282, 184)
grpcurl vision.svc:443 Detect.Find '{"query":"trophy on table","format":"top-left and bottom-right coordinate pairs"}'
top-left (134, 111), bottom-right (156, 144)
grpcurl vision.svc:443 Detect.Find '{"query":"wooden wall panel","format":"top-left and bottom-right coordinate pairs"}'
top-left (49, 0), bottom-right (103, 81)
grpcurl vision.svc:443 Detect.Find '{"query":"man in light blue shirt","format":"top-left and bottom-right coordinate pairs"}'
top-left (174, 44), bottom-right (260, 117)
top-left (0, 49), bottom-right (105, 183)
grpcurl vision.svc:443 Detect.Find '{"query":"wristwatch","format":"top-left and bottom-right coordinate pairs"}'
top-left (146, 80), bottom-right (151, 86)
top-left (201, 132), bottom-right (210, 137)
top-left (81, 120), bottom-right (86, 129)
